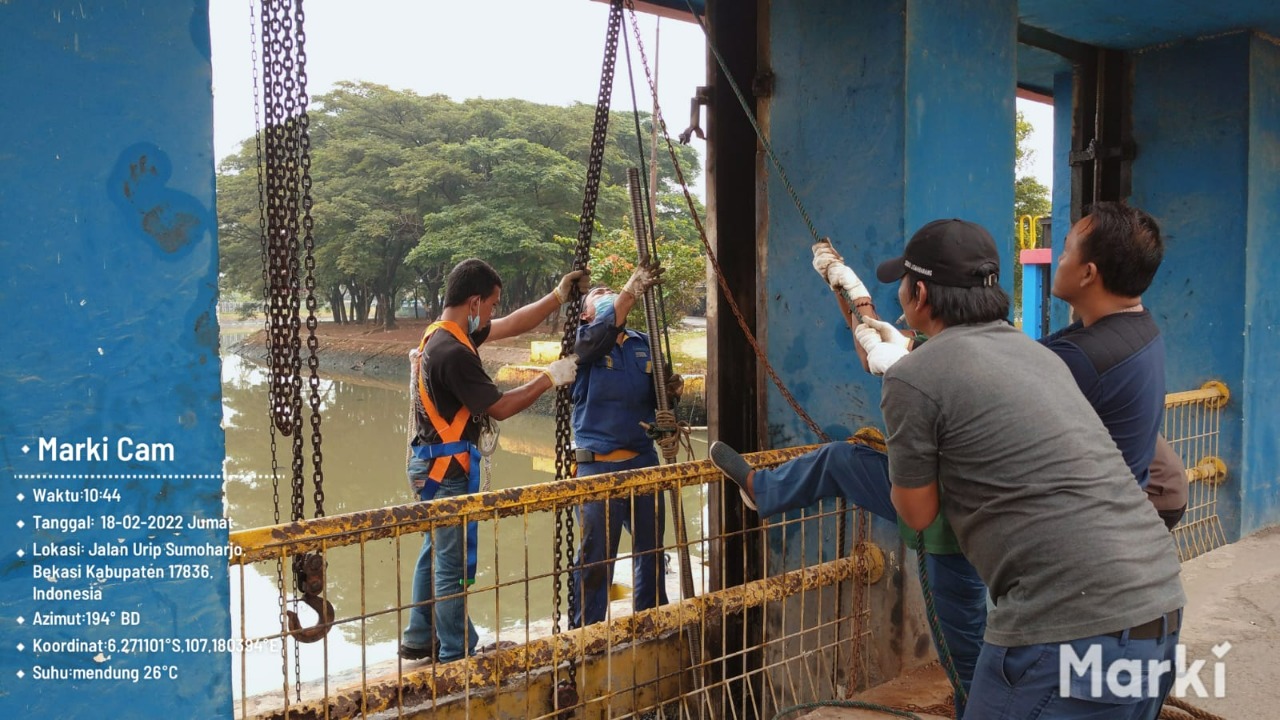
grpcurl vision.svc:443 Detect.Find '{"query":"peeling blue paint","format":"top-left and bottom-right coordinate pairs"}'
top-left (0, 2), bottom-right (227, 718)
top-left (109, 143), bottom-right (212, 256)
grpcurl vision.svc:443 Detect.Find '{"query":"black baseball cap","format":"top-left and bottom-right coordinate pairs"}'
top-left (875, 219), bottom-right (1001, 288)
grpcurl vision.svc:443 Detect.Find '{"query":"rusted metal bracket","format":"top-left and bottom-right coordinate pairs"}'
top-left (678, 86), bottom-right (710, 144)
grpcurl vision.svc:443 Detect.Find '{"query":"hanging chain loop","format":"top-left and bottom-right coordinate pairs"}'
top-left (550, 2), bottom-right (624, 715)
top-left (255, 0), bottom-right (329, 699)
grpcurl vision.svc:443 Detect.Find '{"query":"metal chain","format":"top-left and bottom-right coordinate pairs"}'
top-left (623, 0), bottom-right (879, 694)
top-left (283, 0), bottom-right (307, 698)
top-left (250, 0), bottom-right (293, 705)
top-left (257, 0), bottom-right (325, 698)
top-left (550, 2), bottom-right (623, 712)
top-left (295, 0), bottom-right (324, 520)
top-left (262, 0), bottom-right (297, 442)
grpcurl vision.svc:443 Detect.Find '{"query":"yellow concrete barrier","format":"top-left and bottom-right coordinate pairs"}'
top-left (494, 364), bottom-right (546, 385)
top-left (530, 340), bottom-right (561, 364)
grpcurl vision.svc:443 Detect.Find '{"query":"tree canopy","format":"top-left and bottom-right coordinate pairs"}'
top-left (217, 82), bottom-right (704, 328)
top-left (1015, 110), bottom-right (1051, 227)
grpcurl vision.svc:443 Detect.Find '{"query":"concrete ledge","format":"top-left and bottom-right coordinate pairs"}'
top-left (1176, 525), bottom-right (1280, 719)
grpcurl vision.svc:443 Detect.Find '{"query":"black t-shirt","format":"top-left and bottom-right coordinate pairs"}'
top-left (412, 324), bottom-right (503, 479)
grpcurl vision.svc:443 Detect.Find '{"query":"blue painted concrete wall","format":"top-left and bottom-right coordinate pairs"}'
top-left (1132, 32), bottom-right (1255, 540)
top-left (904, 0), bottom-right (1018, 289)
top-left (1049, 70), bottom-right (1074, 329)
top-left (764, 0), bottom-right (908, 448)
top-left (0, 2), bottom-right (228, 717)
top-left (1242, 35), bottom-right (1280, 535)
top-left (758, 0), bottom-right (1016, 682)
top-left (762, 0), bottom-right (1016, 451)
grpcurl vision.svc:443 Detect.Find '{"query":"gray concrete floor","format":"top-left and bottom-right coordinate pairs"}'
top-left (1175, 525), bottom-right (1280, 719)
top-left (809, 526), bottom-right (1280, 719)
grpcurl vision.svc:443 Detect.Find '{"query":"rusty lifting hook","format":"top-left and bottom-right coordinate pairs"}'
top-left (286, 552), bottom-right (335, 644)
top-left (678, 86), bottom-right (709, 144)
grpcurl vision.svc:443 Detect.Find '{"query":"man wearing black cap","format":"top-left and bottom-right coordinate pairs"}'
top-left (709, 221), bottom-right (1004, 715)
top-left (711, 217), bottom-right (1186, 718)
top-left (874, 218), bottom-right (1184, 717)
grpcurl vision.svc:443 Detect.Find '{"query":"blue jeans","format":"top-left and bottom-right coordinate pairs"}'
top-left (752, 442), bottom-right (987, 717)
top-left (966, 622), bottom-right (1181, 719)
top-left (404, 459), bottom-right (478, 661)
top-left (569, 450), bottom-right (670, 628)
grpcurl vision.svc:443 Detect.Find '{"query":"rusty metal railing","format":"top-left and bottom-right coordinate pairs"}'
top-left (228, 442), bottom-right (885, 720)
top-left (227, 382), bottom-right (1230, 719)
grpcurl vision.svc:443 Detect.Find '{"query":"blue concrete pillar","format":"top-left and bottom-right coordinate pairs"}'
top-left (0, 2), bottom-right (228, 717)
top-left (1132, 33), bottom-right (1280, 539)
top-left (1049, 70), bottom-right (1075, 329)
top-left (763, 0), bottom-right (1017, 446)
top-left (758, 0), bottom-right (1016, 684)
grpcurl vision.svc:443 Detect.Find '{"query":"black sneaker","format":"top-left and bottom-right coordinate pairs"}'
top-left (398, 640), bottom-right (437, 662)
top-left (709, 441), bottom-right (757, 511)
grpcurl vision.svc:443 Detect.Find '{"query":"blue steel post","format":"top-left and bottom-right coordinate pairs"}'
top-left (1019, 249), bottom-right (1052, 340)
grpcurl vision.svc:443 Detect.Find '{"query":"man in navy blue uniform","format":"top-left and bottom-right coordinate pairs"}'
top-left (1043, 201), bottom-right (1167, 489)
top-left (568, 261), bottom-right (681, 628)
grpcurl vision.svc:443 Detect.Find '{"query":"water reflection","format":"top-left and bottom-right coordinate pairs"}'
top-left (222, 352), bottom-right (707, 697)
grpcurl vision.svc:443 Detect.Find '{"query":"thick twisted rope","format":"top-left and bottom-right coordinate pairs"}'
top-left (652, 408), bottom-right (695, 464)
top-left (1160, 697), bottom-right (1229, 720)
top-left (916, 531), bottom-right (967, 711)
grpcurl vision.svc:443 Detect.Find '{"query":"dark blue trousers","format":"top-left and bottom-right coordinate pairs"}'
top-left (569, 449), bottom-right (670, 629)
top-left (966, 624), bottom-right (1181, 719)
top-left (752, 442), bottom-right (988, 717)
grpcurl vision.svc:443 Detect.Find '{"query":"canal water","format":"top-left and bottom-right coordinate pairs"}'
top-left (220, 346), bottom-right (708, 698)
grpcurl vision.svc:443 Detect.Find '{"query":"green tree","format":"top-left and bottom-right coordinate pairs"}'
top-left (217, 83), bottom-right (704, 329)
top-left (586, 195), bottom-right (708, 325)
top-left (1015, 111), bottom-right (1052, 229)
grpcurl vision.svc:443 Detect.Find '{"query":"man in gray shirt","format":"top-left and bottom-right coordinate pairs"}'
top-left (862, 218), bottom-right (1185, 719)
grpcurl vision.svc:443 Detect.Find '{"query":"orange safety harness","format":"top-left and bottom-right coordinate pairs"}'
top-left (411, 320), bottom-right (481, 585)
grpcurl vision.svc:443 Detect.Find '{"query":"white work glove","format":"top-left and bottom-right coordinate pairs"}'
top-left (855, 318), bottom-right (911, 376)
top-left (811, 240), bottom-right (842, 279)
top-left (827, 263), bottom-right (869, 301)
top-left (811, 240), bottom-right (869, 300)
top-left (622, 261), bottom-right (664, 297)
top-left (543, 355), bottom-right (579, 387)
top-left (554, 269), bottom-right (590, 305)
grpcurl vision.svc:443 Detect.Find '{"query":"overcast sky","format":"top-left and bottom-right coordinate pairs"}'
top-left (209, 0), bottom-right (1054, 199)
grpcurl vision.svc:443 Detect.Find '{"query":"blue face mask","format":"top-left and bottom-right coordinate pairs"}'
top-left (593, 294), bottom-right (616, 318)
top-left (467, 304), bottom-right (481, 334)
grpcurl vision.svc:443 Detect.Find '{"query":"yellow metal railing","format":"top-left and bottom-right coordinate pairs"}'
top-left (1017, 214), bottom-right (1045, 250)
top-left (227, 383), bottom-right (1230, 719)
top-left (1165, 381), bottom-right (1230, 561)
top-left (228, 442), bottom-right (884, 720)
